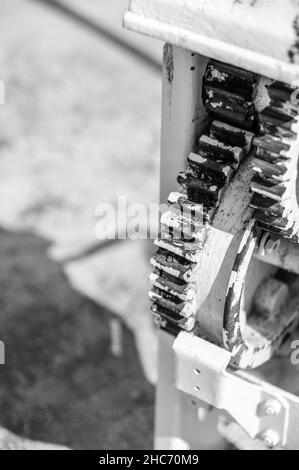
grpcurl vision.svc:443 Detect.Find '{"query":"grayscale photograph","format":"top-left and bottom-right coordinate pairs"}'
top-left (0, 0), bottom-right (298, 455)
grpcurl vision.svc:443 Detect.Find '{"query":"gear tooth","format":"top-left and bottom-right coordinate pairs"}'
top-left (150, 287), bottom-right (195, 319)
top-left (251, 173), bottom-right (282, 187)
top-left (177, 170), bottom-right (221, 196)
top-left (260, 106), bottom-right (297, 129)
top-left (267, 81), bottom-right (295, 103)
top-left (210, 120), bottom-right (254, 149)
top-left (251, 174), bottom-right (290, 196)
top-left (154, 238), bottom-right (199, 262)
top-left (149, 272), bottom-right (193, 302)
top-left (250, 181), bottom-right (286, 202)
top-left (166, 204), bottom-right (202, 228)
top-left (257, 221), bottom-right (296, 239)
top-left (203, 60), bottom-right (257, 129)
top-left (178, 172), bottom-right (221, 210)
top-left (198, 134), bottom-right (244, 167)
top-left (204, 61), bottom-right (256, 100)
top-left (250, 192), bottom-right (288, 216)
top-left (186, 153), bottom-right (232, 207)
top-left (188, 152), bottom-right (233, 178)
top-left (167, 191), bottom-right (187, 205)
top-left (251, 80), bottom-right (299, 241)
top-left (160, 209), bottom-right (205, 243)
top-left (251, 157), bottom-right (289, 180)
top-left (150, 250), bottom-right (195, 282)
top-left (205, 59), bottom-right (256, 84)
top-left (151, 304), bottom-right (196, 332)
top-left (204, 91), bottom-right (255, 128)
top-left (254, 210), bottom-right (291, 230)
top-left (259, 107), bottom-right (299, 140)
top-left (168, 191), bottom-right (208, 223)
top-left (253, 135), bottom-right (291, 160)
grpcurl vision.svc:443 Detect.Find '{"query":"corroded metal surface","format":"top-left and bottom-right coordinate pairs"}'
top-left (251, 81), bottom-right (299, 241)
top-left (149, 58), bottom-right (299, 369)
top-left (150, 60), bottom-right (256, 338)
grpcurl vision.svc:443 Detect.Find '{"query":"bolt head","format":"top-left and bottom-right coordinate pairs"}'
top-left (265, 237), bottom-right (281, 254)
top-left (261, 430), bottom-right (280, 449)
top-left (263, 399), bottom-right (282, 416)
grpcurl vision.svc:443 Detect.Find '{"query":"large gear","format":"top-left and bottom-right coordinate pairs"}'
top-left (149, 59), bottom-right (299, 369)
top-left (150, 60), bottom-right (257, 336)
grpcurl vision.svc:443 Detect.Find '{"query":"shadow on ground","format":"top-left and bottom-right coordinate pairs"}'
top-left (0, 228), bottom-right (154, 449)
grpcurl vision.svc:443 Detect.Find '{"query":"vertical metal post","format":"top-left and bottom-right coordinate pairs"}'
top-left (155, 45), bottom-right (225, 450)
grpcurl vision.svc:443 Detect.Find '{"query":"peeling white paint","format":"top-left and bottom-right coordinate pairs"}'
top-left (125, 0), bottom-right (299, 83)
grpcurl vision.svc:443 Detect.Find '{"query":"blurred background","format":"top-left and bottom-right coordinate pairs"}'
top-left (0, 0), bottom-right (163, 449)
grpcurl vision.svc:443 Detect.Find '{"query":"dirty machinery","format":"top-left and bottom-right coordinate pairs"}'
top-left (124, 0), bottom-right (299, 450)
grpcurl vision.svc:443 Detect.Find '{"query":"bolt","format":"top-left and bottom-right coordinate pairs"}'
top-left (264, 237), bottom-right (281, 255)
top-left (258, 232), bottom-right (281, 257)
top-left (262, 399), bottom-right (282, 416)
top-left (260, 430), bottom-right (280, 449)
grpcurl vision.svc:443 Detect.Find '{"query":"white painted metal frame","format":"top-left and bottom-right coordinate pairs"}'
top-left (124, 0), bottom-right (299, 84)
top-left (154, 45), bottom-right (226, 450)
top-left (174, 332), bottom-right (299, 449)
top-left (155, 329), bottom-right (225, 450)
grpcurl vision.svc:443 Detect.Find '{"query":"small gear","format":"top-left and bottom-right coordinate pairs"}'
top-left (250, 81), bottom-right (299, 242)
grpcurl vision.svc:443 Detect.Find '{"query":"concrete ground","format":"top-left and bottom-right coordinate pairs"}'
top-left (0, 229), bottom-right (154, 449)
top-left (0, 0), bottom-right (162, 449)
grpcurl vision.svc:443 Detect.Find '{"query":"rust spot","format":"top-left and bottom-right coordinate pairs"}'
top-left (163, 43), bottom-right (174, 85)
top-left (233, 0), bottom-right (257, 5)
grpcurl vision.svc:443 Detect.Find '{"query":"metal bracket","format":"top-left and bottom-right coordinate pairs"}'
top-left (173, 332), bottom-right (299, 449)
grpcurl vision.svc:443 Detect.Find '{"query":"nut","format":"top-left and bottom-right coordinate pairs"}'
top-left (260, 430), bottom-right (280, 449)
top-left (263, 399), bottom-right (282, 417)
top-left (264, 237), bottom-right (281, 254)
